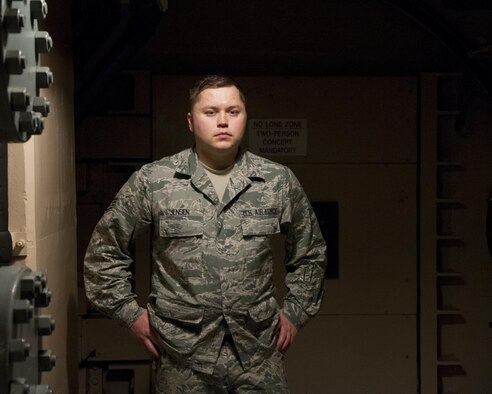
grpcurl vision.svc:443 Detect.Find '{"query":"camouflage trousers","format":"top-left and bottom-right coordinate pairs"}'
top-left (154, 335), bottom-right (289, 393)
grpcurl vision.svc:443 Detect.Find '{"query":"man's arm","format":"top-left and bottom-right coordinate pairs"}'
top-left (279, 168), bottom-right (327, 341)
top-left (84, 168), bottom-right (152, 329)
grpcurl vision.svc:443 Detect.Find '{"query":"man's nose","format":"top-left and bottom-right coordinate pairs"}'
top-left (217, 112), bottom-right (228, 127)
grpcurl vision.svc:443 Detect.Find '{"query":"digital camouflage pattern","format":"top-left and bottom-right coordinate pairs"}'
top-left (84, 148), bottom-right (326, 374)
top-left (155, 337), bottom-right (289, 393)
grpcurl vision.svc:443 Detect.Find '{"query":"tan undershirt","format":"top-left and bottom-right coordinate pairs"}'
top-left (199, 160), bottom-right (234, 201)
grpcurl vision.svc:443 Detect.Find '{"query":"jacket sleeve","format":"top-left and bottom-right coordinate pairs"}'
top-left (280, 168), bottom-right (327, 329)
top-left (84, 167), bottom-right (152, 328)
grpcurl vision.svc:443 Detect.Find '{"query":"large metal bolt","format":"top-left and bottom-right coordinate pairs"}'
top-left (36, 67), bottom-right (53, 88)
top-left (31, 0), bottom-right (48, 20)
top-left (30, 113), bottom-right (44, 135)
top-left (10, 88), bottom-right (30, 111)
top-left (5, 51), bottom-right (26, 75)
top-left (34, 272), bottom-right (47, 288)
top-left (33, 96), bottom-right (50, 116)
top-left (9, 378), bottom-right (30, 394)
top-left (37, 315), bottom-right (55, 336)
top-left (20, 275), bottom-right (42, 299)
top-left (19, 111), bottom-right (44, 135)
top-left (38, 350), bottom-right (56, 372)
top-left (35, 31), bottom-right (53, 54)
top-left (35, 288), bottom-right (51, 307)
top-left (28, 385), bottom-right (53, 394)
top-left (13, 299), bottom-right (33, 324)
top-left (4, 8), bottom-right (25, 33)
top-left (9, 339), bottom-right (30, 362)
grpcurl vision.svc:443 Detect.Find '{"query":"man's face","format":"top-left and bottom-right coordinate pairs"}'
top-left (187, 86), bottom-right (247, 162)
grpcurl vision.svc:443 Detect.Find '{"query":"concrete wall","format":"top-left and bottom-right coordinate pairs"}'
top-left (8, 0), bottom-right (78, 391)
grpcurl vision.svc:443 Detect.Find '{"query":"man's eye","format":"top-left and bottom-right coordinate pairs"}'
top-left (205, 110), bottom-right (215, 116)
top-left (229, 110), bottom-right (240, 116)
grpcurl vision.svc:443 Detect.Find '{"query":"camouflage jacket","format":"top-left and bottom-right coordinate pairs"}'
top-left (84, 148), bottom-right (326, 374)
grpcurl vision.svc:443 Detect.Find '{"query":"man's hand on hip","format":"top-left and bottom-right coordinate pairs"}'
top-left (276, 312), bottom-right (297, 352)
top-left (130, 309), bottom-right (160, 359)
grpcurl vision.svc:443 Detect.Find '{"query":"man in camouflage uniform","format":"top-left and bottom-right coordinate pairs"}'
top-left (84, 75), bottom-right (326, 393)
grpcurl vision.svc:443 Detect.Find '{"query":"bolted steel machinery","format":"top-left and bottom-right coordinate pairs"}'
top-left (0, 1), bottom-right (55, 392)
top-left (0, 266), bottom-right (55, 394)
top-left (0, 0), bottom-right (53, 142)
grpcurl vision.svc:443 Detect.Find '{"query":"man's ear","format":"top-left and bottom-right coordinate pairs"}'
top-left (187, 112), bottom-right (193, 132)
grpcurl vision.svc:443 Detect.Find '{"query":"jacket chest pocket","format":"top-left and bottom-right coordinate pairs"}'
top-left (159, 212), bottom-right (203, 238)
top-left (158, 212), bottom-right (204, 278)
top-left (241, 217), bottom-right (280, 237)
top-left (240, 217), bottom-right (280, 271)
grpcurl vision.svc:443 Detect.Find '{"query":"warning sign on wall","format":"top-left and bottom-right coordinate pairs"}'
top-left (248, 119), bottom-right (307, 156)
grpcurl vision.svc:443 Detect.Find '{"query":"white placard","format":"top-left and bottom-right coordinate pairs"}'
top-left (248, 119), bottom-right (307, 156)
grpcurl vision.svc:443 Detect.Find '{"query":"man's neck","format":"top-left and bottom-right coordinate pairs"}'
top-left (195, 147), bottom-right (238, 171)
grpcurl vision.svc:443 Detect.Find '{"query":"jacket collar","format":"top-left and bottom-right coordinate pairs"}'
top-left (174, 147), bottom-right (265, 182)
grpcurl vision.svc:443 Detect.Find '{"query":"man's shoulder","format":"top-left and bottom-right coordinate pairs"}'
top-left (139, 149), bottom-right (191, 177)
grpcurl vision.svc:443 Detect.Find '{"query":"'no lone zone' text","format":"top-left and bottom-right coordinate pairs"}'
top-left (248, 119), bottom-right (307, 156)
